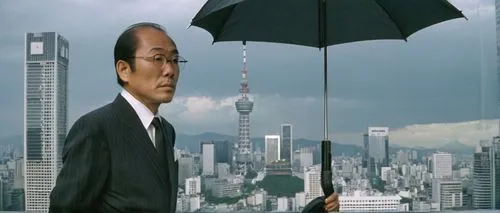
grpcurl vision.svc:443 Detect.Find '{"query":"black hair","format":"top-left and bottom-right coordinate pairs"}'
top-left (113, 22), bottom-right (167, 87)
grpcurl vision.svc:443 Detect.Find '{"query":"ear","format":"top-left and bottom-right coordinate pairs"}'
top-left (116, 60), bottom-right (132, 84)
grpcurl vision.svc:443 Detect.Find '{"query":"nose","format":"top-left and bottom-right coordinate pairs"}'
top-left (161, 62), bottom-right (178, 78)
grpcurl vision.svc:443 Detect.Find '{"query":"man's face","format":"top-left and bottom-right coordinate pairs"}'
top-left (124, 27), bottom-right (181, 106)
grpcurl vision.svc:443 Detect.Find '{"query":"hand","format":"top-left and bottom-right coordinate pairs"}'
top-left (324, 192), bottom-right (339, 212)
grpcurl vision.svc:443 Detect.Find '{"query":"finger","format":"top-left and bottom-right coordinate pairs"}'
top-left (333, 202), bottom-right (339, 209)
top-left (329, 201), bottom-right (339, 208)
top-left (325, 195), bottom-right (333, 203)
top-left (332, 193), bottom-right (339, 201)
top-left (325, 202), bottom-right (335, 210)
top-left (330, 203), bottom-right (339, 212)
top-left (325, 204), bottom-right (338, 212)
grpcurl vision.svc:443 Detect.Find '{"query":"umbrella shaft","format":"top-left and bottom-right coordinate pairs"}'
top-left (320, 0), bottom-right (328, 140)
top-left (323, 46), bottom-right (328, 140)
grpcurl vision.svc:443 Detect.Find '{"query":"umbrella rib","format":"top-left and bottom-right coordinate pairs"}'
top-left (371, 0), bottom-right (407, 41)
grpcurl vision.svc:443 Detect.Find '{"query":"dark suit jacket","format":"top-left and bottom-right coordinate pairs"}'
top-left (49, 94), bottom-right (178, 213)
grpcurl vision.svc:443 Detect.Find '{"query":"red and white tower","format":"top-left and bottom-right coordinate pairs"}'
top-left (235, 41), bottom-right (254, 176)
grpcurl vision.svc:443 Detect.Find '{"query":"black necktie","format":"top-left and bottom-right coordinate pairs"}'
top-left (151, 117), bottom-right (166, 159)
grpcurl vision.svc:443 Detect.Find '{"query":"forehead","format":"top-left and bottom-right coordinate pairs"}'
top-left (134, 27), bottom-right (177, 54)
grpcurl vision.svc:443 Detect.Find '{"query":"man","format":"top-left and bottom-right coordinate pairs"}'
top-left (49, 22), bottom-right (186, 213)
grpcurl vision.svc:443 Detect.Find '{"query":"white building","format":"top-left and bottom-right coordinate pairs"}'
top-left (339, 194), bottom-right (407, 212)
top-left (295, 192), bottom-right (306, 209)
top-left (304, 166), bottom-right (323, 203)
top-left (381, 167), bottom-right (391, 181)
top-left (201, 141), bottom-right (215, 176)
top-left (24, 32), bottom-right (69, 212)
top-left (299, 147), bottom-right (313, 170)
top-left (265, 135), bottom-right (280, 164)
top-left (432, 179), bottom-right (462, 210)
top-left (432, 152), bottom-right (452, 179)
top-left (185, 176), bottom-right (201, 195)
top-left (277, 197), bottom-right (289, 212)
top-left (189, 196), bottom-right (200, 212)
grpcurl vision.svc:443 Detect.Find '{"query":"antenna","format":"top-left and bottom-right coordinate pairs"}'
top-left (240, 41), bottom-right (249, 98)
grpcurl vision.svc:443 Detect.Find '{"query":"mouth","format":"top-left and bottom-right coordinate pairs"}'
top-left (159, 84), bottom-right (176, 90)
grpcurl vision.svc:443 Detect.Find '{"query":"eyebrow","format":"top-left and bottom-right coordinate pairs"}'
top-left (149, 47), bottom-right (179, 55)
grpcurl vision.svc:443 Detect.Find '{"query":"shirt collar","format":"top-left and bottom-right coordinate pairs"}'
top-left (120, 89), bottom-right (160, 129)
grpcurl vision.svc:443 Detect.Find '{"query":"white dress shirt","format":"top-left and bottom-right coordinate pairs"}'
top-left (121, 89), bottom-right (160, 147)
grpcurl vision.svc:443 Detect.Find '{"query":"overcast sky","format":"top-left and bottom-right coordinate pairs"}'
top-left (0, 0), bottom-right (498, 147)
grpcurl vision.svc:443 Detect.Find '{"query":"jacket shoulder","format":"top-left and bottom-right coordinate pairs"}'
top-left (77, 103), bottom-right (115, 125)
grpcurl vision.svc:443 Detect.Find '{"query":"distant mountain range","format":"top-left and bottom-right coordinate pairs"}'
top-left (175, 132), bottom-right (362, 156)
top-left (0, 132), bottom-right (476, 156)
top-left (176, 132), bottom-right (476, 156)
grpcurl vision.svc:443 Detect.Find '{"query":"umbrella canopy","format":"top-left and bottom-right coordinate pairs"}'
top-left (190, 0), bottom-right (466, 209)
top-left (191, 0), bottom-right (466, 48)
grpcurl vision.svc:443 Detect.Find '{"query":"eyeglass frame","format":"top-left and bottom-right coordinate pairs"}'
top-left (128, 54), bottom-right (188, 70)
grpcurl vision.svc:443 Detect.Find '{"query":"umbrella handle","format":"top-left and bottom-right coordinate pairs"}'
top-left (321, 140), bottom-right (335, 196)
top-left (321, 170), bottom-right (334, 195)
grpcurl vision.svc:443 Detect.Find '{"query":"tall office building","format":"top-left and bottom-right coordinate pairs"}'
top-left (265, 135), bottom-right (280, 164)
top-left (280, 124), bottom-right (293, 165)
top-left (24, 32), bottom-right (69, 212)
top-left (362, 133), bottom-right (369, 168)
top-left (178, 154), bottom-right (194, 186)
top-left (472, 139), bottom-right (500, 209)
top-left (432, 179), bottom-right (463, 210)
top-left (214, 140), bottom-right (233, 169)
top-left (200, 141), bottom-right (215, 176)
top-left (304, 166), bottom-right (323, 204)
top-left (299, 147), bottom-right (314, 170)
top-left (432, 152), bottom-right (453, 179)
top-left (367, 127), bottom-right (389, 176)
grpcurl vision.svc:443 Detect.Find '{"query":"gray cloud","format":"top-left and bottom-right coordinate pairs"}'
top-left (0, 0), bottom-right (498, 146)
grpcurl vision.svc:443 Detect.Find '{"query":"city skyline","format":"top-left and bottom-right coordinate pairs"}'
top-left (0, 0), bottom-right (499, 149)
top-left (1, 0), bottom-right (500, 212)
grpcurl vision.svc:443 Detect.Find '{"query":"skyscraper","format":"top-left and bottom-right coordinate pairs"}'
top-left (265, 135), bottom-right (280, 164)
top-left (472, 139), bottom-right (500, 209)
top-left (362, 133), bottom-right (369, 168)
top-left (200, 141), bottom-right (215, 176)
top-left (432, 152), bottom-right (453, 179)
top-left (235, 42), bottom-right (254, 176)
top-left (280, 124), bottom-right (293, 165)
top-left (24, 32), bottom-right (69, 212)
top-left (367, 127), bottom-right (389, 177)
top-left (214, 140), bottom-right (233, 167)
top-left (431, 179), bottom-right (463, 210)
top-left (304, 166), bottom-right (323, 204)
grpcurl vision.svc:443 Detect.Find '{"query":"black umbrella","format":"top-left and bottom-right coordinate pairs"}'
top-left (190, 0), bottom-right (465, 211)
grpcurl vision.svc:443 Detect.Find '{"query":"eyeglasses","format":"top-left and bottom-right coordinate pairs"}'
top-left (130, 54), bottom-right (188, 70)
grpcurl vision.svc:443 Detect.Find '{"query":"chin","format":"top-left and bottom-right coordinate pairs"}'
top-left (157, 94), bottom-right (175, 103)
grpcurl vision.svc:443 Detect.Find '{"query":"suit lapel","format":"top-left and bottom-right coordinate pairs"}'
top-left (160, 119), bottom-right (175, 184)
top-left (112, 95), bottom-right (168, 187)
top-left (160, 118), bottom-right (177, 209)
